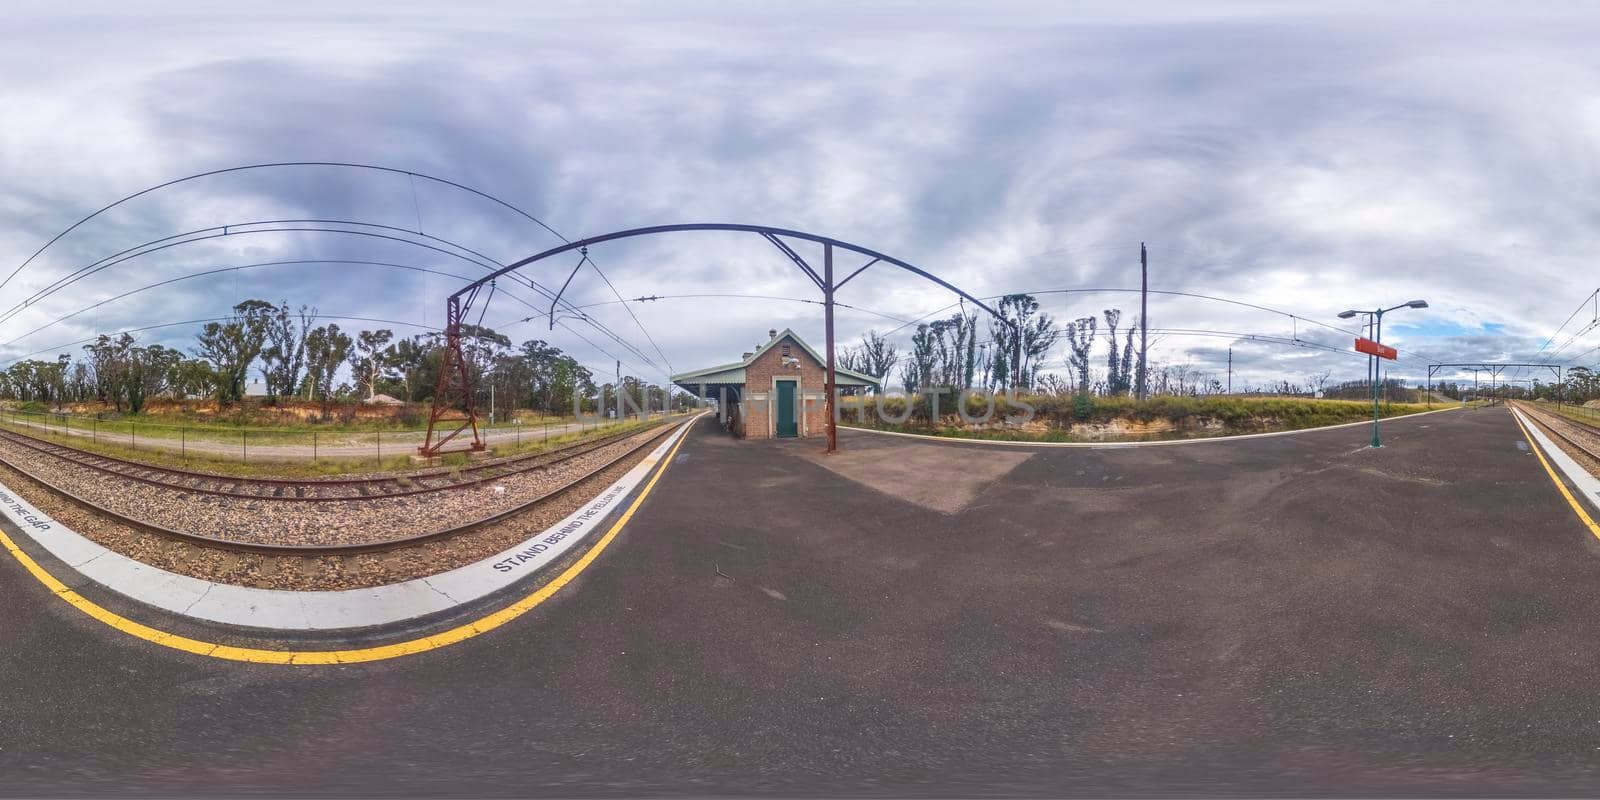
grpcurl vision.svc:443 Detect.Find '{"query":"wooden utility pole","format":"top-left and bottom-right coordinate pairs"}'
top-left (1137, 242), bottom-right (1149, 400)
top-left (1227, 348), bottom-right (1232, 394)
top-left (823, 243), bottom-right (838, 454)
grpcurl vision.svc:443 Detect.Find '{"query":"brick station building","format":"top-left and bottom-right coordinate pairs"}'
top-left (672, 328), bottom-right (880, 439)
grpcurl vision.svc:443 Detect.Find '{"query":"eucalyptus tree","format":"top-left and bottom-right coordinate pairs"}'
top-left (303, 323), bottom-right (354, 415)
top-left (194, 299), bottom-right (275, 404)
top-left (1064, 316), bottom-right (1097, 394)
top-left (260, 302), bottom-right (314, 400)
top-left (988, 294), bottom-right (1060, 391)
top-left (349, 328), bottom-right (394, 400)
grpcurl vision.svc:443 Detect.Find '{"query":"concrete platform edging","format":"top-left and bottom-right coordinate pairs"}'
top-left (1512, 407), bottom-right (1600, 516)
top-left (843, 405), bottom-right (1461, 448)
top-left (0, 419), bottom-right (694, 632)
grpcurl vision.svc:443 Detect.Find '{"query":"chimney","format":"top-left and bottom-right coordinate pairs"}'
top-left (768, 328), bottom-right (777, 340)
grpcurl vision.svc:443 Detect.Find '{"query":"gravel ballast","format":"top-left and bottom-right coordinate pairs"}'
top-left (0, 424), bottom-right (675, 548)
top-left (0, 423), bottom-right (680, 590)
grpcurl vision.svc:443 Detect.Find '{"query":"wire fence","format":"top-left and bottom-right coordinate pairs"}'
top-left (1555, 402), bottom-right (1600, 427)
top-left (0, 407), bottom-right (675, 465)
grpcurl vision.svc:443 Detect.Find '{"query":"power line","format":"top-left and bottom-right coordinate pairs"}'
top-left (1, 161), bottom-right (576, 292)
top-left (886, 286), bottom-right (1441, 359)
top-left (496, 292), bottom-right (912, 329)
top-left (0, 313), bottom-right (445, 368)
top-left (1510, 288), bottom-right (1598, 382)
top-left (0, 218), bottom-right (666, 374)
top-left (0, 259), bottom-right (479, 354)
top-left (3, 161), bottom-right (669, 381)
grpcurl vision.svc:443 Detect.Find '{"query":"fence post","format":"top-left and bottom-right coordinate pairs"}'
top-left (92, 418), bottom-right (97, 444)
top-left (181, 428), bottom-right (186, 462)
top-left (376, 430), bottom-right (381, 468)
top-left (516, 424), bottom-right (521, 448)
top-left (243, 430), bottom-right (248, 463)
top-left (313, 431), bottom-right (318, 462)
top-left (130, 422), bottom-right (135, 450)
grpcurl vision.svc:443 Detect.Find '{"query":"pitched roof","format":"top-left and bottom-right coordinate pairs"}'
top-left (671, 328), bottom-right (881, 387)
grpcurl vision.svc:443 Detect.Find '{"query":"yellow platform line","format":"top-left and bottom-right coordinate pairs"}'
top-left (1511, 410), bottom-right (1600, 541)
top-left (0, 427), bottom-right (691, 665)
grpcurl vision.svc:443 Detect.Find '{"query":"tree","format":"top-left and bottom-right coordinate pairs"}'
top-left (839, 330), bottom-right (900, 390)
top-left (383, 336), bottom-right (434, 401)
top-left (1102, 309), bottom-right (1139, 395)
top-left (126, 344), bottom-right (179, 413)
top-left (1103, 309), bottom-right (1123, 393)
top-left (350, 329), bottom-right (394, 400)
top-left (166, 358), bottom-right (218, 399)
top-left (1064, 316), bottom-right (1097, 394)
top-left (1309, 370), bottom-right (1332, 396)
top-left (900, 323), bottom-right (937, 395)
top-left (194, 300), bottom-right (274, 403)
top-left (1119, 317), bottom-right (1137, 395)
top-left (260, 302), bottom-right (314, 400)
top-left (83, 334), bottom-right (132, 411)
top-left (302, 323), bottom-right (354, 416)
top-left (989, 294), bottom-right (1060, 390)
top-left (1036, 373), bottom-right (1072, 396)
top-left (858, 330), bottom-right (899, 383)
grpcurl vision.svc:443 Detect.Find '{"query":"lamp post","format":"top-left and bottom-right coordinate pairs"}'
top-left (1339, 299), bottom-right (1428, 448)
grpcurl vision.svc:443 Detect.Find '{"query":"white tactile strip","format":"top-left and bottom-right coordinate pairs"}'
top-left (1513, 407), bottom-right (1600, 514)
top-left (0, 420), bottom-right (692, 631)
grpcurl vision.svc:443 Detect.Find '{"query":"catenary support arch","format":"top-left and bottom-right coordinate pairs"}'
top-left (421, 223), bottom-right (1024, 456)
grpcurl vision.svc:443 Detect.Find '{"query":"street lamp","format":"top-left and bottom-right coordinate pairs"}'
top-left (1339, 300), bottom-right (1428, 448)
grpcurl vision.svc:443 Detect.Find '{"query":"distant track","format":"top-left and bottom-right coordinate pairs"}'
top-left (0, 418), bottom-right (682, 501)
top-left (1512, 402), bottom-right (1600, 465)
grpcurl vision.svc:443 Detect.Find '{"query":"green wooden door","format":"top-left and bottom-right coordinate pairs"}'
top-left (775, 380), bottom-right (798, 437)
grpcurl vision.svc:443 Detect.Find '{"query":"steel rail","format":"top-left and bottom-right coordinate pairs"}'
top-left (1515, 402), bottom-right (1600, 464)
top-left (0, 416), bottom-right (692, 556)
top-left (0, 417), bottom-right (680, 501)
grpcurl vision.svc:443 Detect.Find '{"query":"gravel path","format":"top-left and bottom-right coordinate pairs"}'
top-left (0, 421), bottom-right (679, 549)
top-left (0, 425), bottom-right (677, 591)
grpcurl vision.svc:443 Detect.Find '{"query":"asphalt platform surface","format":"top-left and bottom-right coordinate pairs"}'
top-left (4, 406), bottom-right (1600, 796)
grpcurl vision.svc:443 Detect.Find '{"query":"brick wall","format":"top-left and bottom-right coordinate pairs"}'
top-left (740, 333), bottom-right (831, 438)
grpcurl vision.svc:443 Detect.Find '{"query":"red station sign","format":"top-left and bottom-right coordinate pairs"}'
top-left (1354, 337), bottom-right (1397, 360)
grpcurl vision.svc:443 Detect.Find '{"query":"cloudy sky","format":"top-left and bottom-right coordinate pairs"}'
top-left (3, 1), bottom-right (1599, 392)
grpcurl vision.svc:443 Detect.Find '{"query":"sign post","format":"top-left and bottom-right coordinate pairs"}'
top-left (1355, 337), bottom-right (1398, 447)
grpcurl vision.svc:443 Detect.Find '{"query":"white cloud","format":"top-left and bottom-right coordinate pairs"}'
top-left (2, 3), bottom-right (1599, 391)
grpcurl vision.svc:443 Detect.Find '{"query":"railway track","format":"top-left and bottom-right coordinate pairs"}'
top-left (0, 415), bottom-right (695, 556)
top-left (0, 417), bottom-right (682, 501)
top-left (1513, 402), bottom-right (1600, 464)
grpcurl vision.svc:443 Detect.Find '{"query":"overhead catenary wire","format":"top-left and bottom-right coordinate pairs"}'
top-left (0, 259), bottom-right (479, 354)
top-left (1, 313), bottom-right (446, 368)
top-left (4, 162), bottom-right (669, 379)
top-left (886, 286), bottom-right (1448, 364)
top-left (490, 292), bottom-right (913, 334)
top-left (552, 319), bottom-right (659, 385)
top-left (0, 218), bottom-right (665, 373)
top-left (0, 161), bottom-right (575, 293)
top-left (1509, 288), bottom-right (1599, 382)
